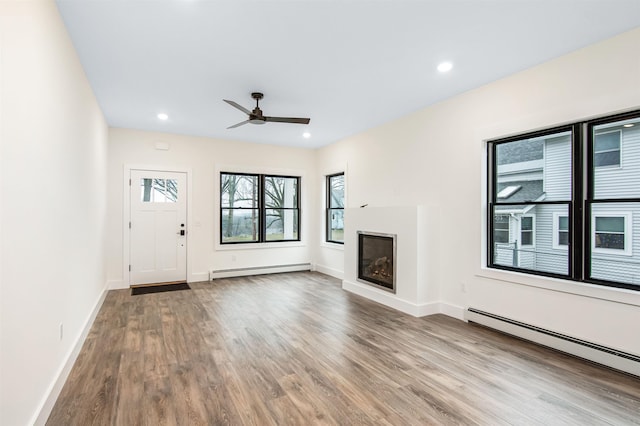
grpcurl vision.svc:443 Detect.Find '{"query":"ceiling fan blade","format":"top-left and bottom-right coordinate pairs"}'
top-left (223, 99), bottom-right (252, 116)
top-left (264, 116), bottom-right (311, 125)
top-left (227, 119), bottom-right (250, 129)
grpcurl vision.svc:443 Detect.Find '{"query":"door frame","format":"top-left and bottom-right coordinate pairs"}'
top-left (123, 164), bottom-right (193, 287)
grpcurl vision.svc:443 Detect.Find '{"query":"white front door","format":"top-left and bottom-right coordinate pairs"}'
top-left (130, 170), bottom-right (187, 286)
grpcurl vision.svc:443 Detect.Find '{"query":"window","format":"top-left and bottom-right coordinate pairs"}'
top-left (220, 173), bottom-right (300, 244)
top-left (487, 110), bottom-right (640, 290)
top-left (489, 128), bottom-right (571, 276)
top-left (326, 173), bottom-right (345, 243)
top-left (594, 130), bottom-right (621, 167)
top-left (493, 215), bottom-right (509, 243)
top-left (553, 213), bottom-right (569, 249)
top-left (592, 213), bottom-right (631, 255)
top-left (520, 215), bottom-right (534, 246)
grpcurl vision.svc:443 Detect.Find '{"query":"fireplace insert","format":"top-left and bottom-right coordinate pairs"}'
top-left (357, 231), bottom-right (396, 293)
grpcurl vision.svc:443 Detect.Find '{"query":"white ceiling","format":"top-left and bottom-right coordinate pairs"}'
top-left (56, 0), bottom-right (640, 149)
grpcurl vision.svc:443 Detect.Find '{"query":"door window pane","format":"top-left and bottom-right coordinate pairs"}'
top-left (141, 178), bottom-right (178, 202)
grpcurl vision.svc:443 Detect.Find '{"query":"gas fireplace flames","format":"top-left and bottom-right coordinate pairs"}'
top-left (366, 256), bottom-right (392, 280)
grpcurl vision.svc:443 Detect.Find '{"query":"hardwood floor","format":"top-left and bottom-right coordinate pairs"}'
top-left (47, 272), bottom-right (640, 425)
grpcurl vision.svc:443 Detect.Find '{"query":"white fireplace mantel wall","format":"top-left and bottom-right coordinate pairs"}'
top-left (343, 205), bottom-right (444, 316)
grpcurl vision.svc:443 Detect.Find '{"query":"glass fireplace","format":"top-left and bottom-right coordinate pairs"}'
top-left (357, 231), bottom-right (396, 293)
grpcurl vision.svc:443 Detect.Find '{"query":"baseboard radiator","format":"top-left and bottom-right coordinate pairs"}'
top-left (210, 263), bottom-right (311, 280)
top-left (465, 308), bottom-right (640, 377)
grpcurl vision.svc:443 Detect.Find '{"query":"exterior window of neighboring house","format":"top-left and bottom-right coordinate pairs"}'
top-left (553, 214), bottom-right (569, 249)
top-left (220, 172), bottom-right (300, 244)
top-left (326, 173), bottom-right (345, 244)
top-left (488, 110), bottom-right (640, 291)
top-left (520, 216), bottom-right (534, 246)
top-left (594, 130), bottom-right (621, 167)
top-left (592, 213), bottom-right (631, 255)
top-left (493, 215), bottom-right (510, 243)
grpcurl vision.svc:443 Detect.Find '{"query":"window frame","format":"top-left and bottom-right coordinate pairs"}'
top-left (520, 214), bottom-right (535, 248)
top-left (591, 212), bottom-right (632, 256)
top-left (220, 172), bottom-right (301, 245)
top-left (488, 124), bottom-right (576, 279)
top-left (552, 213), bottom-right (569, 250)
top-left (326, 172), bottom-right (345, 244)
top-left (487, 109), bottom-right (640, 291)
top-left (593, 129), bottom-right (621, 169)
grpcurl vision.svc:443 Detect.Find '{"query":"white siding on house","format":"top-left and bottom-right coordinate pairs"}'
top-left (594, 126), bottom-right (640, 199)
top-left (544, 134), bottom-right (572, 201)
top-left (532, 204), bottom-right (570, 275)
top-left (591, 202), bottom-right (640, 285)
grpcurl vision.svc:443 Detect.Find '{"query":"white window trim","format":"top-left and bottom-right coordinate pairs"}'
top-left (553, 212), bottom-right (569, 250)
top-left (519, 214), bottom-right (535, 248)
top-left (594, 129), bottom-right (622, 169)
top-left (591, 212), bottom-right (632, 256)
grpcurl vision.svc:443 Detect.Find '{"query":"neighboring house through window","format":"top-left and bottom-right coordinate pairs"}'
top-left (326, 173), bottom-right (344, 243)
top-left (487, 110), bottom-right (640, 290)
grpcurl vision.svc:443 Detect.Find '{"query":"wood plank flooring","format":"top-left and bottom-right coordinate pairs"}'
top-left (47, 272), bottom-right (640, 425)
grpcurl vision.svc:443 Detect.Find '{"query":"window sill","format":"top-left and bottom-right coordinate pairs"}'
top-left (475, 267), bottom-right (640, 307)
top-left (321, 242), bottom-right (344, 251)
top-left (216, 241), bottom-right (306, 251)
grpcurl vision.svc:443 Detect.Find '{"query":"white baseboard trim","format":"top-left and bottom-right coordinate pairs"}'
top-left (210, 263), bottom-right (311, 280)
top-left (439, 302), bottom-right (466, 321)
top-left (465, 308), bottom-right (640, 377)
top-left (342, 280), bottom-right (466, 319)
top-left (107, 279), bottom-right (126, 290)
top-left (189, 272), bottom-right (209, 283)
top-left (314, 264), bottom-right (344, 280)
top-left (32, 284), bottom-right (109, 426)
top-left (342, 280), bottom-right (437, 317)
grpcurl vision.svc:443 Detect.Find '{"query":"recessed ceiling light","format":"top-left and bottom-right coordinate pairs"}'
top-left (623, 123), bottom-right (635, 128)
top-left (303, 132), bottom-right (311, 139)
top-left (157, 113), bottom-right (169, 120)
top-left (437, 62), bottom-right (453, 73)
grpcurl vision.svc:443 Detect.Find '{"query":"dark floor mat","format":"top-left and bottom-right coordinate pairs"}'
top-left (131, 283), bottom-right (190, 295)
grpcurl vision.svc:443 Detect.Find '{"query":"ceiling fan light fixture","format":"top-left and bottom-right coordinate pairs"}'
top-left (223, 93), bottom-right (310, 129)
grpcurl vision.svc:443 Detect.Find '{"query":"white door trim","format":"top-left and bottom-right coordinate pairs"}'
top-left (123, 164), bottom-right (193, 287)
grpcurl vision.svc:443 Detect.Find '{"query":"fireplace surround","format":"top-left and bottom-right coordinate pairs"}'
top-left (357, 231), bottom-right (396, 293)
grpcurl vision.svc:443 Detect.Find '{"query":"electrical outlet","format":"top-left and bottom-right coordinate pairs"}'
top-left (460, 282), bottom-right (467, 294)
top-left (59, 323), bottom-right (64, 341)
top-left (231, 255), bottom-right (237, 262)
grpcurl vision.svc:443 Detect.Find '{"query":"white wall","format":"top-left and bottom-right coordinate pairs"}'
top-left (0, 1), bottom-right (109, 425)
top-left (316, 28), bottom-right (640, 355)
top-left (106, 128), bottom-right (317, 288)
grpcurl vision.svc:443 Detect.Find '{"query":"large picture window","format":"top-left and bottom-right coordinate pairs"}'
top-left (326, 173), bottom-right (345, 243)
top-left (488, 110), bottom-right (640, 290)
top-left (221, 173), bottom-right (300, 244)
